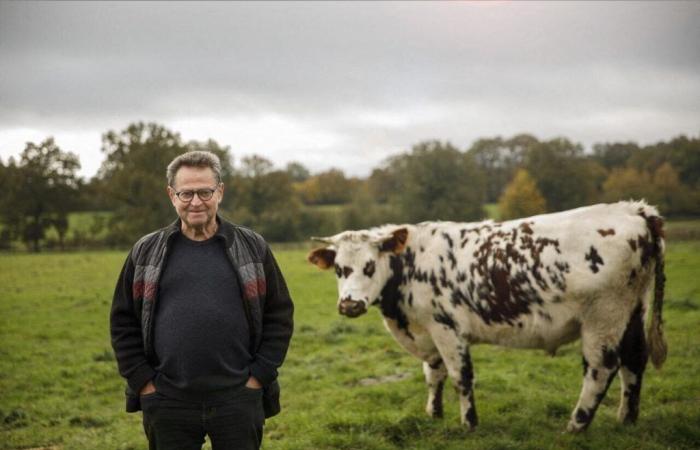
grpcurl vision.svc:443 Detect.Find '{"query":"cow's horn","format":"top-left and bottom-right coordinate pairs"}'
top-left (310, 236), bottom-right (335, 245)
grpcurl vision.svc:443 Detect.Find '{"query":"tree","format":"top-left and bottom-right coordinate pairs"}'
top-left (0, 138), bottom-right (81, 251)
top-left (296, 169), bottom-right (355, 205)
top-left (650, 162), bottom-right (698, 216)
top-left (624, 135), bottom-right (700, 187)
top-left (232, 156), bottom-right (282, 215)
top-left (662, 135), bottom-right (700, 188)
top-left (498, 169), bottom-right (547, 220)
top-left (524, 138), bottom-right (601, 212)
top-left (285, 161), bottom-right (310, 182)
top-left (366, 167), bottom-right (398, 204)
top-left (591, 142), bottom-right (640, 170)
top-left (340, 183), bottom-right (401, 230)
top-left (602, 167), bottom-right (653, 203)
top-left (97, 122), bottom-right (234, 245)
top-left (239, 155), bottom-right (273, 178)
top-left (468, 134), bottom-right (538, 203)
top-left (0, 158), bottom-right (20, 249)
top-left (229, 155), bottom-right (303, 241)
top-left (388, 140), bottom-right (485, 222)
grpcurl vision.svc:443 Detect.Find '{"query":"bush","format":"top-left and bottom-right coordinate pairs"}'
top-left (498, 169), bottom-right (547, 220)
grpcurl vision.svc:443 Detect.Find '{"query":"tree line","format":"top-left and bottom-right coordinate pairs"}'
top-left (1, 121), bottom-right (698, 251)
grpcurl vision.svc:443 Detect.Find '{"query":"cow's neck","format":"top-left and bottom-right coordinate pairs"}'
top-left (378, 253), bottom-right (414, 339)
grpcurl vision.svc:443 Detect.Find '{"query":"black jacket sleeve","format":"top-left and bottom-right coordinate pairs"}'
top-left (249, 246), bottom-right (294, 386)
top-left (109, 251), bottom-right (156, 393)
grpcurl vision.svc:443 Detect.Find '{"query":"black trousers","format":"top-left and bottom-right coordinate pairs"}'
top-left (141, 388), bottom-right (265, 450)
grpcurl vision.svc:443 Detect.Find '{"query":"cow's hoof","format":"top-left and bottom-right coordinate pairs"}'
top-left (459, 421), bottom-right (477, 432)
top-left (565, 421), bottom-right (586, 433)
top-left (425, 407), bottom-right (443, 419)
top-left (617, 409), bottom-right (638, 425)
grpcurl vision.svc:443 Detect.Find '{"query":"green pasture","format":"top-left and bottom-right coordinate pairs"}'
top-left (1, 241), bottom-right (699, 449)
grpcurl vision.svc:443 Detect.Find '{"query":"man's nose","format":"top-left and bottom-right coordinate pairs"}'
top-left (190, 194), bottom-right (204, 206)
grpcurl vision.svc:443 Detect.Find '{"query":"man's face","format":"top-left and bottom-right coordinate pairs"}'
top-left (168, 166), bottom-right (223, 230)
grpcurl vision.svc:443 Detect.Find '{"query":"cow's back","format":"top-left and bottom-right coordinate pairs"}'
top-left (510, 201), bottom-right (660, 295)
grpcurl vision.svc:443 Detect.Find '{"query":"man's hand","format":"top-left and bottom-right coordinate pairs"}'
top-left (245, 376), bottom-right (262, 389)
top-left (140, 381), bottom-right (156, 396)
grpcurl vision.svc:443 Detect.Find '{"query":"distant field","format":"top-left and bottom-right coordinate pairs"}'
top-left (5, 206), bottom-right (700, 252)
top-left (1, 239), bottom-right (699, 449)
top-left (43, 211), bottom-right (113, 242)
top-left (665, 219), bottom-right (700, 241)
top-left (483, 203), bottom-right (500, 220)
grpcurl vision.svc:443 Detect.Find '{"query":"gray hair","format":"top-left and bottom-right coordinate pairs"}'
top-left (166, 151), bottom-right (222, 187)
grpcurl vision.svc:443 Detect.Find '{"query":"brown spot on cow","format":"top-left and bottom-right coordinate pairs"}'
top-left (491, 267), bottom-right (511, 305)
top-left (463, 224), bottom-right (565, 325)
top-left (478, 266), bottom-right (535, 325)
top-left (628, 239), bottom-right (638, 252)
top-left (597, 229), bottom-right (616, 237)
top-left (520, 221), bottom-right (534, 235)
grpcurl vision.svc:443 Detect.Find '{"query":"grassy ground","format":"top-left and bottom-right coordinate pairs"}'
top-left (1, 241), bottom-right (699, 449)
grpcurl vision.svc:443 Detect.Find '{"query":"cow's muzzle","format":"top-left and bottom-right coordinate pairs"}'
top-left (338, 299), bottom-right (367, 318)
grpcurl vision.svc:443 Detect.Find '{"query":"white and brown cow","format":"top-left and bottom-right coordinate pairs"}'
top-left (308, 201), bottom-right (667, 432)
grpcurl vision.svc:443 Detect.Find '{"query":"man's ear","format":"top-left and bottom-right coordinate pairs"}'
top-left (379, 227), bottom-right (408, 254)
top-left (217, 183), bottom-right (224, 204)
top-left (307, 247), bottom-right (336, 269)
top-left (167, 186), bottom-right (177, 205)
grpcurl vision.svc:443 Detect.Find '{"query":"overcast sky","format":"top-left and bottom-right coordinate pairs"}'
top-left (1, 1), bottom-right (698, 179)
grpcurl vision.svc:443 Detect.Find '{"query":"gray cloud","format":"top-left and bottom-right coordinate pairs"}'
top-left (1, 1), bottom-right (698, 177)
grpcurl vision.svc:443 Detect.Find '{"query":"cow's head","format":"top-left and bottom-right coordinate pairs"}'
top-left (308, 227), bottom-right (408, 318)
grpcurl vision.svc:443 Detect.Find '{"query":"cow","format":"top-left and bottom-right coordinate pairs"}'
top-left (308, 201), bottom-right (667, 432)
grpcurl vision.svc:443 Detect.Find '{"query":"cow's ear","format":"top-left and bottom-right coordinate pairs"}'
top-left (380, 228), bottom-right (408, 254)
top-left (308, 247), bottom-right (336, 269)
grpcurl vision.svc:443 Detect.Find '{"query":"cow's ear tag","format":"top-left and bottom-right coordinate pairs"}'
top-left (308, 247), bottom-right (336, 269)
top-left (380, 228), bottom-right (408, 254)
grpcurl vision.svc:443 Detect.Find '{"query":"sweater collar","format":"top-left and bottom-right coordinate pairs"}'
top-left (166, 215), bottom-right (235, 248)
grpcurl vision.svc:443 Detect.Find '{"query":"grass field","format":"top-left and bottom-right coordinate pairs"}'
top-left (1, 241), bottom-right (699, 449)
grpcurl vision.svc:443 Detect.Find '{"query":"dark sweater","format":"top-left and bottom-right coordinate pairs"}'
top-left (153, 233), bottom-right (251, 402)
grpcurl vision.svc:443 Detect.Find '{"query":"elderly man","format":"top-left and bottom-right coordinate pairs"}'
top-left (110, 151), bottom-right (294, 450)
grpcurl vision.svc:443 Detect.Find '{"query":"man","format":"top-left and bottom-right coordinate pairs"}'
top-left (110, 151), bottom-right (294, 450)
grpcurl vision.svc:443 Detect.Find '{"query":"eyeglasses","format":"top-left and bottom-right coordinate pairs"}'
top-left (173, 187), bottom-right (218, 202)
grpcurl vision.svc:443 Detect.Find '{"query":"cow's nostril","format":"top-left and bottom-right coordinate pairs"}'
top-left (338, 299), bottom-right (367, 317)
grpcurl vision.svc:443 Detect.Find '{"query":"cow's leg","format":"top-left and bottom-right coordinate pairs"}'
top-left (423, 357), bottom-right (448, 418)
top-left (567, 318), bottom-right (627, 433)
top-left (617, 304), bottom-right (648, 424)
top-left (382, 318), bottom-right (447, 419)
top-left (430, 327), bottom-right (477, 429)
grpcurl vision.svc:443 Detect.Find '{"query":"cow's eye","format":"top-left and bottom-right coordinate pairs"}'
top-left (334, 264), bottom-right (342, 278)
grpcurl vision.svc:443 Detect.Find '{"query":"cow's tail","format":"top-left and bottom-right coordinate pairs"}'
top-left (645, 213), bottom-right (667, 370)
